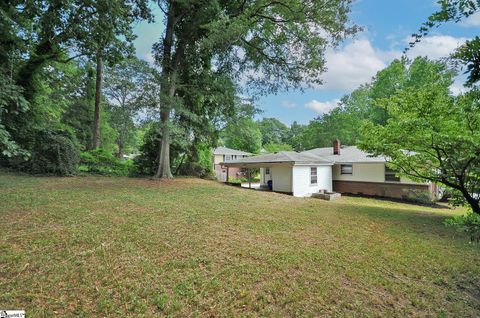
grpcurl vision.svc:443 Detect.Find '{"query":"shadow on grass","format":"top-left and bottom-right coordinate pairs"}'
top-left (332, 198), bottom-right (471, 244)
top-left (342, 193), bottom-right (450, 209)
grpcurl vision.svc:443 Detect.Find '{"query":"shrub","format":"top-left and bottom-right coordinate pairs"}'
top-left (228, 177), bottom-right (242, 184)
top-left (80, 149), bottom-right (133, 176)
top-left (401, 188), bottom-right (433, 204)
top-left (134, 126), bottom-right (160, 176)
top-left (15, 129), bottom-right (80, 175)
top-left (445, 213), bottom-right (480, 243)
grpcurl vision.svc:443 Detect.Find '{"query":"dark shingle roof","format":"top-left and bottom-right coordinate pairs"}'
top-left (223, 151), bottom-right (332, 165)
top-left (302, 146), bottom-right (386, 163)
top-left (213, 146), bottom-right (251, 156)
top-left (222, 146), bottom-right (387, 166)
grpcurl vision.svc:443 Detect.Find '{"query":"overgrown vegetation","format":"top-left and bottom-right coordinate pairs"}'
top-left (79, 149), bottom-right (133, 176)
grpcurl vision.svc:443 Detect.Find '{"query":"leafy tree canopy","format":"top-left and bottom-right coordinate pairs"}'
top-left (359, 59), bottom-right (480, 214)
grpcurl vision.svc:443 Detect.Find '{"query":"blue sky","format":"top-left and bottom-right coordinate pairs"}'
top-left (133, 0), bottom-right (480, 126)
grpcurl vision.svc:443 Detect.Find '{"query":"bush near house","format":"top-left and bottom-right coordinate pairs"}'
top-left (445, 213), bottom-right (480, 243)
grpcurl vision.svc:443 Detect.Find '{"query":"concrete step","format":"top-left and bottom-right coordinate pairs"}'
top-left (312, 192), bottom-right (342, 201)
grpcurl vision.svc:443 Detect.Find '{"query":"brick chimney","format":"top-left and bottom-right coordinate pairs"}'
top-left (333, 139), bottom-right (340, 155)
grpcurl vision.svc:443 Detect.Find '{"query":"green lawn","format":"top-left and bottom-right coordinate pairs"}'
top-left (1, 171), bottom-right (479, 317)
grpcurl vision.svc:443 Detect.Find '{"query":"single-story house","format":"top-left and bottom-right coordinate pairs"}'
top-left (222, 140), bottom-right (438, 201)
top-left (213, 146), bottom-right (251, 181)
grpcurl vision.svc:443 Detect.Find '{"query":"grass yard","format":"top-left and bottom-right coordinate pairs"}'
top-left (1, 171), bottom-right (479, 317)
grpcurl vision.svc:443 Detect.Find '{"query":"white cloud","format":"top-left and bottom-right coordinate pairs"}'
top-left (450, 76), bottom-right (469, 95)
top-left (305, 99), bottom-right (340, 114)
top-left (315, 35), bottom-right (468, 92)
top-left (405, 35), bottom-right (467, 60)
top-left (317, 39), bottom-right (394, 91)
top-left (461, 12), bottom-right (480, 27)
top-left (280, 100), bottom-right (297, 108)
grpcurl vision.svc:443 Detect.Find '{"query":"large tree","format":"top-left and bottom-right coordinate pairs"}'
top-left (152, 0), bottom-right (359, 178)
top-left (83, 0), bottom-right (152, 149)
top-left (257, 118), bottom-right (290, 146)
top-left (359, 59), bottom-right (480, 214)
top-left (0, 0), bottom-right (151, 153)
top-left (222, 118), bottom-right (262, 154)
top-left (104, 58), bottom-right (155, 157)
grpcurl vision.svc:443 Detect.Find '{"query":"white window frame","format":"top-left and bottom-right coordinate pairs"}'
top-left (225, 155), bottom-right (232, 161)
top-left (310, 167), bottom-right (318, 185)
top-left (340, 164), bottom-right (353, 175)
top-left (265, 168), bottom-right (270, 175)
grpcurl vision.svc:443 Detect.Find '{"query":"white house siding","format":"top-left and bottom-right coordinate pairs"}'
top-left (332, 163), bottom-right (385, 182)
top-left (271, 166), bottom-right (292, 193)
top-left (332, 163), bottom-right (423, 184)
top-left (292, 165), bottom-right (332, 197)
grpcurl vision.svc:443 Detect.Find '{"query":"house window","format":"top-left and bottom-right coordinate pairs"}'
top-left (385, 166), bottom-right (400, 182)
top-left (265, 168), bottom-right (270, 175)
top-left (310, 167), bottom-right (317, 184)
top-left (225, 155), bottom-right (232, 161)
top-left (341, 164), bottom-right (353, 175)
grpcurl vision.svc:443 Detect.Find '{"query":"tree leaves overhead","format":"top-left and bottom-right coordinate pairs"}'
top-left (152, 0), bottom-right (359, 178)
top-left (201, 0), bottom-right (361, 94)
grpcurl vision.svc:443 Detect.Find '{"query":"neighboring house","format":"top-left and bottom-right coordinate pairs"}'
top-left (223, 140), bottom-right (438, 200)
top-left (213, 146), bottom-right (252, 182)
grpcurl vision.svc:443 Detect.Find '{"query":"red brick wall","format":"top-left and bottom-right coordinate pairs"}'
top-left (333, 180), bottom-right (435, 201)
top-left (214, 165), bottom-right (244, 181)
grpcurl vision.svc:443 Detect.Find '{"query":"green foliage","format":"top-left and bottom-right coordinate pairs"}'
top-left (452, 36), bottom-right (480, 86)
top-left (358, 58), bottom-right (480, 215)
top-left (227, 177), bottom-right (242, 185)
top-left (152, 0), bottom-right (359, 177)
top-left (201, 0), bottom-right (360, 93)
top-left (176, 142), bottom-right (215, 178)
top-left (222, 118), bottom-right (262, 154)
top-left (296, 57), bottom-right (454, 150)
top-left (134, 122), bottom-right (189, 176)
top-left (15, 129), bottom-right (80, 176)
top-left (62, 62), bottom-right (96, 150)
top-left (0, 70), bottom-right (29, 158)
top-left (263, 143), bottom-right (293, 153)
top-left (0, 1), bottom-right (151, 175)
top-left (257, 118), bottom-right (290, 145)
top-left (79, 149), bottom-right (133, 176)
top-left (401, 189), bottom-right (434, 205)
top-left (287, 121), bottom-right (306, 151)
top-left (445, 213), bottom-right (480, 243)
top-left (104, 58), bottom-right (155, 156)
top-left (134, 125), bottom-right (160, 176)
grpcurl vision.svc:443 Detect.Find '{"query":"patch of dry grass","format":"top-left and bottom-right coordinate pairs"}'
top-left (0, 171), bottom-right (479, 317)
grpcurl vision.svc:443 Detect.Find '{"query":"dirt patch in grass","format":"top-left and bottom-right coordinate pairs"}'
top-left (0, 172), bottom-right (479, 317)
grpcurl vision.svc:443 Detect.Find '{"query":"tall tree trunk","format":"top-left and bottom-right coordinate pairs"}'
top-left (154, 4), bottom-right (176, 179)
top-left (92, 50), bottom-right (103, 149)
top-left (155, 119), bottom-right (173, 178)
top-left (117, 139), bottom-right (124, 159)
top-left (154, 90), bottom-right (174, 178)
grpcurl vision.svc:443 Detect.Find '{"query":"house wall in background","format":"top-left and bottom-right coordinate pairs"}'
top-left (292, 165), bottom-right (332, 197)
top-left (271, 166), bottom-right (292, 193)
